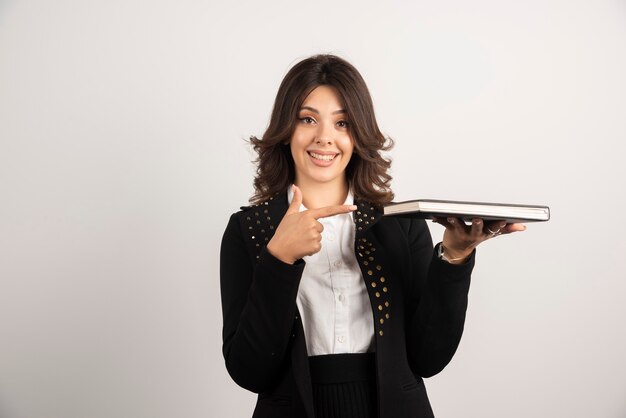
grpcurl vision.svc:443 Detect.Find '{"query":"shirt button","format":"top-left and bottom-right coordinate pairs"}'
top-left (337, 336), bottom-right (345, 343)
top-left (338, 294), bottom-right (345, 302)
top-left (333, 260), bottom-right (342, 268)
top-left (327, 234), bottom-right (335, 241)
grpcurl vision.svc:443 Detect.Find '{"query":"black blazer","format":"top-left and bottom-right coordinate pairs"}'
top-left (220, 193), bottom-right (475, 418)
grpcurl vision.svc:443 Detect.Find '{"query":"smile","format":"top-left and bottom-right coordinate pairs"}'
top-left (308, 151), bottom-right (338, 161)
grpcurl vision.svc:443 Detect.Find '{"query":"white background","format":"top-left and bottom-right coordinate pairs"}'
top-left (1, 0), bottom-right (625, 417)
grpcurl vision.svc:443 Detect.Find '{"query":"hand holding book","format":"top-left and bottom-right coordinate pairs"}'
top-left (382, 198), bottom-right (549, 264)
top-left (432, 216), bottom-right (527, 264)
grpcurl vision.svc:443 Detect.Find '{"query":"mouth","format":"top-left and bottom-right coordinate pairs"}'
top-left (307, 151), bottom-right (339, 162)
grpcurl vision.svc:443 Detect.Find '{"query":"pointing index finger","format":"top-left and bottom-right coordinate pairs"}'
top-left (308, 205), bottom-right (358, 219)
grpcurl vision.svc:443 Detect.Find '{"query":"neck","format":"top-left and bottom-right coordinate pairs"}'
top-left (294, 177), bottom-right (350, 209)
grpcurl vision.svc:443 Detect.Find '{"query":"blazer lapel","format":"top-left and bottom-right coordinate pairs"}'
top-left (354, 200), bottom-right (383, 238)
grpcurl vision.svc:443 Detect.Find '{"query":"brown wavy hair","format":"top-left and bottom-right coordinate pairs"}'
top-left (249, 54), bottom-right (394, 206)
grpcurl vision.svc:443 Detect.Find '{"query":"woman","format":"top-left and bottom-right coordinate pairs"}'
top-left (220, 54), bottom-right (525, 418)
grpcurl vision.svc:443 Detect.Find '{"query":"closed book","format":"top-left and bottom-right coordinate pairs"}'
top-left (383, 199), bottom-right (550, 223)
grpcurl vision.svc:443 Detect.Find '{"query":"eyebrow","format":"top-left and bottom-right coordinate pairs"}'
top-left (299, 106), bottom-right (347, 115)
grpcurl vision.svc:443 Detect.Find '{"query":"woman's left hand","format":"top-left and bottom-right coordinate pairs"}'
top-left (432, 217), bottom-right (527, 264)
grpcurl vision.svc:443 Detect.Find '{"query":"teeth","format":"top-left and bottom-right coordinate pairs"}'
top-left (310, 152), bottom-right (336, 161)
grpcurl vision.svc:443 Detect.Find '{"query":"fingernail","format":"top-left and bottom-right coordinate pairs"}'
top-left (474, 219), bottom-right (482, 224)
top-left (349, 205), bottom-right (357, 210)
top-left (447, 217), bottom-right (454, 223)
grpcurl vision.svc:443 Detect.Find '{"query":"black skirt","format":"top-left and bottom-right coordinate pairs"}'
top-left (308, 353), bottom-right (378, 418)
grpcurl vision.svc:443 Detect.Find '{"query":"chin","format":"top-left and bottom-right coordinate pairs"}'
top-left (309, 172), bottom-right (344, 184)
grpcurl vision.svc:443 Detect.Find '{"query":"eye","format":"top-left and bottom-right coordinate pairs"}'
top-left (337, 120), bottom-right (350, 128)
top-left (299, 116), bottom-right (316, 124)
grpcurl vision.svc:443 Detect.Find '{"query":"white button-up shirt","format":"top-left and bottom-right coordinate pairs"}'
top-left (288, 187), bottom-right (375, 356)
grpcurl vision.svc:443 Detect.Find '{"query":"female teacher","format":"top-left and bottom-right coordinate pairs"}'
top-left (220, 54), bottom-right (525, 418)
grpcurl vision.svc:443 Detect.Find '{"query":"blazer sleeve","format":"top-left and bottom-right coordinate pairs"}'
top-left (404, 217), bottom-right (475, 378)
top-left (220, 212), bottom-right (305, 393)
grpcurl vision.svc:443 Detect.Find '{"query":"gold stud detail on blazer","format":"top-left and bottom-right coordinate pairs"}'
top-left (379, 330), bottom-right (383, 336)
top-left (244, 200), bottom-right (276, 263)
top-left (355, 234), bottom-right (391, 338)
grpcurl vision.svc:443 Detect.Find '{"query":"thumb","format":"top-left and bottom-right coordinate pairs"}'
top-left (286, 185), bottom-right (303, 215)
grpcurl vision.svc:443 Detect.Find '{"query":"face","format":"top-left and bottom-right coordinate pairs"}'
top-left (289, 85), bottom-right (354, 188)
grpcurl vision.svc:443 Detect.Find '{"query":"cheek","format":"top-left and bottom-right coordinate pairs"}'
top-left (289, 134), bottom-right (304, 155)
top-left (341, 137), bottom-right (355, 156)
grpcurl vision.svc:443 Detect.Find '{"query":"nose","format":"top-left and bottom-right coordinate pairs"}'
top-left (315, 122), bottom-right (333, 145)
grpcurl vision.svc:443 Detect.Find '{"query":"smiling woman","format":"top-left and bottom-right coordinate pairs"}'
top-left (220, 54), bottom-right (523, 418)
top-left (249, 55), bottom-right (394, 207)
top-left (289, 86), bottom-right (354, 207)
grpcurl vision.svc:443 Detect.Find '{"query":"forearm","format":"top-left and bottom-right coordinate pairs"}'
top-left (223, 249), bottom-right (303, 390)
top-left (408, 245), bottom-right (474, 377)
top-left (220, 215), bottom-right (304, 392)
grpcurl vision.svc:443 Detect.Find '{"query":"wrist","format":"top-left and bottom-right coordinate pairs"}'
top-left (438, 244), bottom-right (471, 264)
top-left (266, 241), bottom-right (296, 265)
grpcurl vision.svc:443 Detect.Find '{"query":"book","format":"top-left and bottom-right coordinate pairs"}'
top-left (383, 199), bottom-right (550, 223)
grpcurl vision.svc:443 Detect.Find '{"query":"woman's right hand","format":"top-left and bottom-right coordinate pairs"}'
top-left (266, 185), bottom-right (357, 264)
